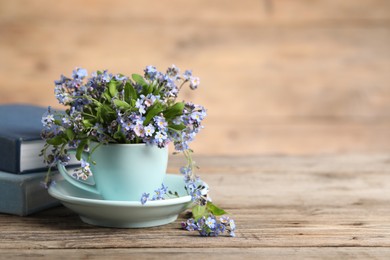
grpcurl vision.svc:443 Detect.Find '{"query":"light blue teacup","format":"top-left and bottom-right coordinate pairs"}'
top-left (57, 142), bottom-right (168, 201)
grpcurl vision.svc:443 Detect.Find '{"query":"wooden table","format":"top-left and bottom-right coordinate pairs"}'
top-left (1, 155), bottom-right (390, 259)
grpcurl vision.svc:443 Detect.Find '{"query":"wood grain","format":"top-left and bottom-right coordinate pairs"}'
top-left (0, 155), bottom-right (390, 258)
top-left (0, 0), bottom-right (389, 155)
top-left (1, 248), bottom-right (390, 260)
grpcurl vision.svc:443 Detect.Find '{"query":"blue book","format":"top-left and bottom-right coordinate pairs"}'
top-left (0, 170), bottom-right (60, 216)
top-left (0, 104), bottom-right (48, 174)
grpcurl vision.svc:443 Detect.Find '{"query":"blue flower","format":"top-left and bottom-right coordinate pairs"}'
top-left (128, 112), bottom-right (143, 125)
top-left (72, 68), bottom-right (88, 79)
top-left (122, 119), bottom-right (133, 131)
top-left (182, 214), bottom-right (236, 237)
top-left (61, 117), bottom-right (72, 128)
top-left (183, 70), bottom-right (192, 80)
top-left (153, 189), bottom-right (163, 200)
top-left (144, 65), bottom-right (157, 80)
top-left (58, 154), bottom-right (71, 165)
top-left (166, 64), bottom-right (180, 78)
top-left (140, 193), bottom-right (150, 205)
top-left (53, 78), bottom-right (73, 104)
top-left (54, 74), bottom-right (70, 86)
top-left (190, 111), bottom-right (204, 123)
top-left (181, 222), bottom-right (187, 229)
top-left (101, 70), bottom-right (111, 83)
top-left (185, 218), bottom-right (198, 231)
top-left (189, 77), bottom-right (200, 90)
top-left (217, 223), bottom-right (226, 233)
top-left (164, 78), bottom-right (178, 97)
top-left (155, 131), bottom-right (167, 143)
top-left (141, 183), bottom-right (168, 202)
top-left (135, 98), bottom-right (142, 107)
top-left (191, 189), bottom-right (202, 201)
top-left (41, 112), bottom-right (55, 128)
top-left (144, 124), bottom-right (155, 136)
top-left (205, 216), bottom-right (216, 229)
top-left (220, 216), bottom-right (229, 224)
top-left (174, 142), bottom-right (189, 151)
top-left (135, 98), bottom-right (146, 114)
top-left (114, 74), bottom-right (127, 81)
top-left (40, 180), bottom-right (56, 189)
top-left (144, 94), bottom-right (159, 107)
top-left (154, 116), bottom-right (167, 130)
top-left (172, 116), bottom-right (183, 125)
top-left (80, 158), bottom-right (92, 178)
top-left (197, 217), bottom-right (205, 227)
top-left (160, 183), bottom-right (168, 194)
top-left (180, 166), bottom-right (191, 175)
top-left (229, 219), bottom-right (236, 231)
top-left (185, 181), bottom-right (203, 201)
top-left (153, 183), bottom-right (168, 200)
top-left (199, 229), bottom-right (208, 237)
top-left (90, 123), bottom-right (105, 139)
top-left (133, 123), bottom-right (145, 137)
top-left (71, 158), bottom-right (92, 181)
top-left (185, 181), bottom-right (196, 191)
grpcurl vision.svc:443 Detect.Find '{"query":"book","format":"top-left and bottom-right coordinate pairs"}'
top-left (0, 104), bottom-right (78, 174)
top-left (0, 104), bottom-right (48, 174)
top-left (0, 170), bottom-right (60, 216)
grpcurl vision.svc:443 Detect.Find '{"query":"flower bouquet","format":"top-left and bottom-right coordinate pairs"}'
top-left (41, 65), bottom-right (235, 237)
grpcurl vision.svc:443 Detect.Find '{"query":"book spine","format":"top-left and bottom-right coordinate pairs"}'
top-left (0, 136), bottom-right (20, 174)
top-left (23, 174), bottom-right (60, 216)
top-left (0, 171), bottom-right (59, 216)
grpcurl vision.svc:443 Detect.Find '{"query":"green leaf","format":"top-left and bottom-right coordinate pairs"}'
top-left (76, 139), bottom-right (88, 161)
top-left (82, 119), bottom-right (94, 128)
top-left (92, 99), bottom-right (103, 107)
top-left (145, 83), bottom-right (154, 94)
top-left (192, 205), bottom-right (207, 221)
top-left (108, 80), bottom-right (119, 97)
top-left (163, 102), bottom-right (185, 120)
top-left (143, 102), bottom-right (163, 125)
top-left (124, 82), bottom-right (137, 103)
top-left (54, 119), bottom-right (62, 125)
top-left (100, 104), bottom-right (116, 122)
top-left (132, 74), bottom-right (147, 87)
top-left (65, 128), bottom-right (75, 141)
top-left (206, 202), bottom-right (228, 216)
top-left (46, 135), bottom-right (66, 146)
top-left (96, 106), bottom-right (102, 123)
top-left (113, 125), bottom-right (126, 142)
top-left (113, 99), bottom-right (131, 110)
top-left (168, 123), bottom-right (186, 131)
top-left (151, 81), bottom-right (160, 95)
top-left (102, 91), bottom-right (111, 101)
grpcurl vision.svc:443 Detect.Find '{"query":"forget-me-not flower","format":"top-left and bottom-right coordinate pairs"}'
top-left (144, 124), bottom-right (155, 137)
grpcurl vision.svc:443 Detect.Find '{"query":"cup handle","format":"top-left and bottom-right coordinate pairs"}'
top-left (57, 150), bottom-right (100, 195)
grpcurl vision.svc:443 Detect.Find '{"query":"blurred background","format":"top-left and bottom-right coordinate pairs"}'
top-left (0, 0), bottom-right (389, 156)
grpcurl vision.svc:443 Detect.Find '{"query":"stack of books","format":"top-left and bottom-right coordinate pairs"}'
top-left (0, 104), bottom-right (62, 216)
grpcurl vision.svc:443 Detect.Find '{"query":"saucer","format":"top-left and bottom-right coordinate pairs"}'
top-left (48, 174), bottom-right (194, 228)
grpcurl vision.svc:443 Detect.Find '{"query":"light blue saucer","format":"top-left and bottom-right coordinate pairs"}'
top-left (48, 174), bottom-right (193, 228)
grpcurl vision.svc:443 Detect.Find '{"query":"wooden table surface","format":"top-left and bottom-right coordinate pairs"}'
top-left (1, 155), bottom-right (390, 259)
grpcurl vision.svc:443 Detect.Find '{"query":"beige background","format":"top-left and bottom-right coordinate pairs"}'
top-left (1, 0), bottom-right (389, 155)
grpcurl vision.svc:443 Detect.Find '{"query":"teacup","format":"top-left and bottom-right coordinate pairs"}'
top-left (57, 142), bottom-right (168, 201)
